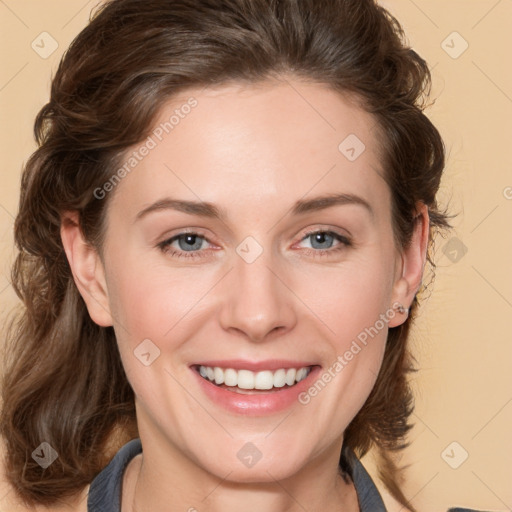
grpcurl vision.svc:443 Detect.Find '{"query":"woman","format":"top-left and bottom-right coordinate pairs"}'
top-left (0, 0), bottom-right (482, 511)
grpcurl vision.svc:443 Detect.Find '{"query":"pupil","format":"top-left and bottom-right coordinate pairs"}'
top-left (312, 232), bottom-right (331, 248)
top-left (180, 234), bottom-right (201, 251)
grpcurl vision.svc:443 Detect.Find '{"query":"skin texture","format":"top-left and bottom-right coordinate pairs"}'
top-left (59, 78), bottom-right (428, 512)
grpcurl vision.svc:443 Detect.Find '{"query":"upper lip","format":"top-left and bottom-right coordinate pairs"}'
top-left (191, 359), bottom-right (319, 372)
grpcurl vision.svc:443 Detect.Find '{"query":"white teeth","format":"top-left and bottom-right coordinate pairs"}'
top-left (296, 367), bottom-right (308, 381)
top-left (285, 368), bottom-right (296, 386)
top-left (273, 368), bottom-right (286, 388)
top-left (237, 369), bottom-right (255, 389)
top-left (197, 365), bottom-right (312, 390)
top-left (213, 367), bottom-right (224, 385)
top-left (224, 368), bottom-right (237, 387)
top-left (254, 370), bottom-right (273, 390)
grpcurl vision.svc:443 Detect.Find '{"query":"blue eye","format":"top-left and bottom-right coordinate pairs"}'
top-left (158, 232), bottom-right (210, 259)
top-left (157, 229), bottom-right (351, 260)
top-left (298, 230), bottom-right (352, 258)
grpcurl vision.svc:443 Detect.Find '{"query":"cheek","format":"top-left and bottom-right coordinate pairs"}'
top-left (296, 254), bottom-right (396, 338)
top-left (106, 258), bottom-right (212, 341)
top-left (293, 252), bottom-right (394, 406)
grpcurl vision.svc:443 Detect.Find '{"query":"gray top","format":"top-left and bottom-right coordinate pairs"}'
top-left (87, 438), bottom-right (483, 512)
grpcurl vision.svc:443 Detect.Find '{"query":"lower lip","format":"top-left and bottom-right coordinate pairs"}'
top-left (191, 365), bottom-right (322, 416)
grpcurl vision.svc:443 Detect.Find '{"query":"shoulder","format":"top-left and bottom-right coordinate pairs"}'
top-left (377, 487), bottom-right (413, 512)
top-left (1, 438), bottom-right (142, 512)
top-left (87, 437), bottom-right (141, 510)
top-left (348, 452), bottom-right (483, 512)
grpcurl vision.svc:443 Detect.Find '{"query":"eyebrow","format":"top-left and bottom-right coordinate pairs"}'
top-left (135, 192), bottom-right (374, 222)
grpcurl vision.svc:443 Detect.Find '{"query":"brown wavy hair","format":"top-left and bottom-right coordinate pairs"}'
top-left (1, 0), bottom-right (451, 509)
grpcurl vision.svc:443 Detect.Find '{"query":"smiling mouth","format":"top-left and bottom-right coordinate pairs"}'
top-left (192, 364), bottom-right (316, 393)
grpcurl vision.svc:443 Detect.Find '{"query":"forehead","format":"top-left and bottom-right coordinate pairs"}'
top-left (107, 79), bottom-right (389, 222)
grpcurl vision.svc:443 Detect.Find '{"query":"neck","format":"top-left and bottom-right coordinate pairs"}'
top-left (123, 438), bottom-right (360, 512)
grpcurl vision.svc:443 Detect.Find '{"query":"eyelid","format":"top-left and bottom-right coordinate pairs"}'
top-left (292, 228), bottom-right (352, 252)
top-left (157, 225), bottom-right (353, 261)
top-left (298, 226), bottom-right (352, 242)
top-left (157, 225), bottom-right (350, 246)
top-left (157, 227), bottom-right (213, 244)
top-left (156, 229), bottom-right (217, 257)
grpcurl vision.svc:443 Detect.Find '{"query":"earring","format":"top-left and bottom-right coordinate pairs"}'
top-left (394, 303), bottom-right (408, 315)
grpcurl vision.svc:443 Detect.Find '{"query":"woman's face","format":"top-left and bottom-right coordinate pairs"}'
top-left (70, 79), bottom-right (424, 482)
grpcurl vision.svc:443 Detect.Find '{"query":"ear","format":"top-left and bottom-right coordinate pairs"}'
top-left (60, 211), bottom-right (113, 327)
top-left (388, 202), bottom-right (430, 328)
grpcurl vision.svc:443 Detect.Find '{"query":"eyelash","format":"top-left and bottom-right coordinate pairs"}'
top-left (157, 229), bottom-right (352, 260)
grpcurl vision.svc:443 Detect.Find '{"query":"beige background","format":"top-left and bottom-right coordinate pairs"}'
top-left (0, 1), bottom-right (511, 511)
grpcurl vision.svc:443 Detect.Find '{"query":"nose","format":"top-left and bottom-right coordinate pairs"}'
top-left (218, 244), bottom-right (297, 343)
